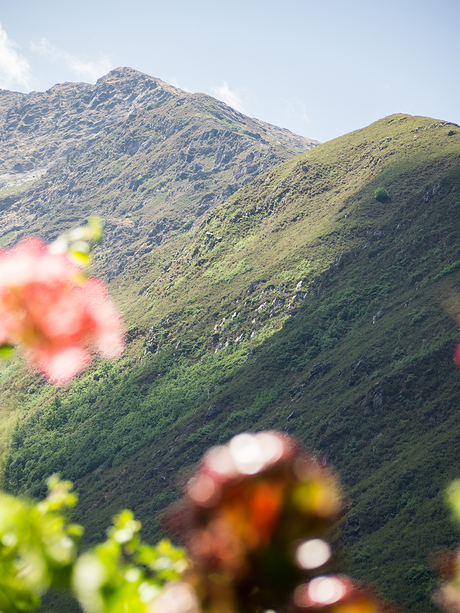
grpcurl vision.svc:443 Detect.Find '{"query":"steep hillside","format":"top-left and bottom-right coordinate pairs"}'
top-left (2, 113), bottom-right (460, 612)
top-left (0, 67), bottom-right (317, 280)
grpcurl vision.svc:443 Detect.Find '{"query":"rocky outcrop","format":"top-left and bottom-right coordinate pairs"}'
top-left (0, 68), bottom-right (318, 279)
top-left (348, 356), bottom-right (373, 387)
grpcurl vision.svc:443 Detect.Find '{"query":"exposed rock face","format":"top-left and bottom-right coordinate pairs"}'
top-left (309, 361), bottom-right (331, 380)
top-left (348, 356), bottom-right (372, 387)
top-left (0, 67), bottom-right (318, 278)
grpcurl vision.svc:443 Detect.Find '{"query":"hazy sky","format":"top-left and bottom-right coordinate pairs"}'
top-left (0, 0), bottom-right (458, 142)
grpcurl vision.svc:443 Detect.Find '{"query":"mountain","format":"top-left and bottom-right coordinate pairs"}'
top-left (0, 67), bottom-right (317, 279)
top-left (0, 75), bottom-right (460, 612)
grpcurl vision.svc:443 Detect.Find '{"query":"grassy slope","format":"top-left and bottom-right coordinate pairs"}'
top-left (2, 114), bottom-right (460, 611)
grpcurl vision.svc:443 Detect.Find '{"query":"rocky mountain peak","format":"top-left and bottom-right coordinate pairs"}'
top-left (0, 68), bottom-right (318, 279)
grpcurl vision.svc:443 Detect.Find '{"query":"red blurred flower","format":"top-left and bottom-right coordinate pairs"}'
top-left (0, 238), bottom-right (124, 383)
top-left (165, 432), bottom-right (396, 613)
top-left (184, 432), bottom-right (342, 613)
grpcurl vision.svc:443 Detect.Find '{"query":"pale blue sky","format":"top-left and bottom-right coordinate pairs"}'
top-left (0, 0), bottom-right (458, 142)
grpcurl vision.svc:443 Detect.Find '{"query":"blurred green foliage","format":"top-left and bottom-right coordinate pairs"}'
top-left (49, 217), bottom-right (103, 268)
top-left (0, 475), bottom-right (81, 613)
top-left (0, 476), bottom-right (188, 613)
top-left (73, 511), bottom-right (187, 613)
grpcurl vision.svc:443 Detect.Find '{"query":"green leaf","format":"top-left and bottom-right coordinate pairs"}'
top-left (447, 479), bottom-right (460, 524)
top-left (49, 217), bottom-right (103, 268)
top-left (88, 216), bottom-right (103, 243)
top-left (0, 343), bottom-right (14, 359)
top-left (69, 250), bottom-right (92, 266)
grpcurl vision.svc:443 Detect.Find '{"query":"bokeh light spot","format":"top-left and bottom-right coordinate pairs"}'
top-left (256, 432), bottom-right (284, 466)
top-left (205, 446), bottom-right (238, 477)
top-left (296, 539), bottom-right (331, 569)
top-left (188, 474), bottom-right (218, 506)
top-left (229, 433), bottom-right (265, 475)
top-left (307, 576), bottom-right (347, 605)
top-left (152, 582), bottom-right (199, 613)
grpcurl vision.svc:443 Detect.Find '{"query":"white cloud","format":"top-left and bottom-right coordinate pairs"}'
top-left (0, 22), bottom-right (33, 91)
top-left (169, 78), bottom-right (190, 93)
top-left (30, 37), bottom-right (59, 59)
top-left (284, 98), bottom-right (310, 123)
top-left (30, 37), bottom-right (112, 83)
top-left (211, 81), bottom-right (245, 113)
top-left (66, 55), bottom-right (113, 83)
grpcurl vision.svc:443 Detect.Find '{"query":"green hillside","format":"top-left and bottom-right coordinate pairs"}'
top-left (1, 113), bottom-right (460, 611)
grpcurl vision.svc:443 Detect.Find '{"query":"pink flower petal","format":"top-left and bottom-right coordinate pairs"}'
top-left (36, 346), bottom-right (91, 384)
top-left (0, 238), bottom-right (124, 382)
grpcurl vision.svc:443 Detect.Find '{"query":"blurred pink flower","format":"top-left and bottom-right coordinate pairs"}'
top-left (0, 239), bottom-right (124, 383)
